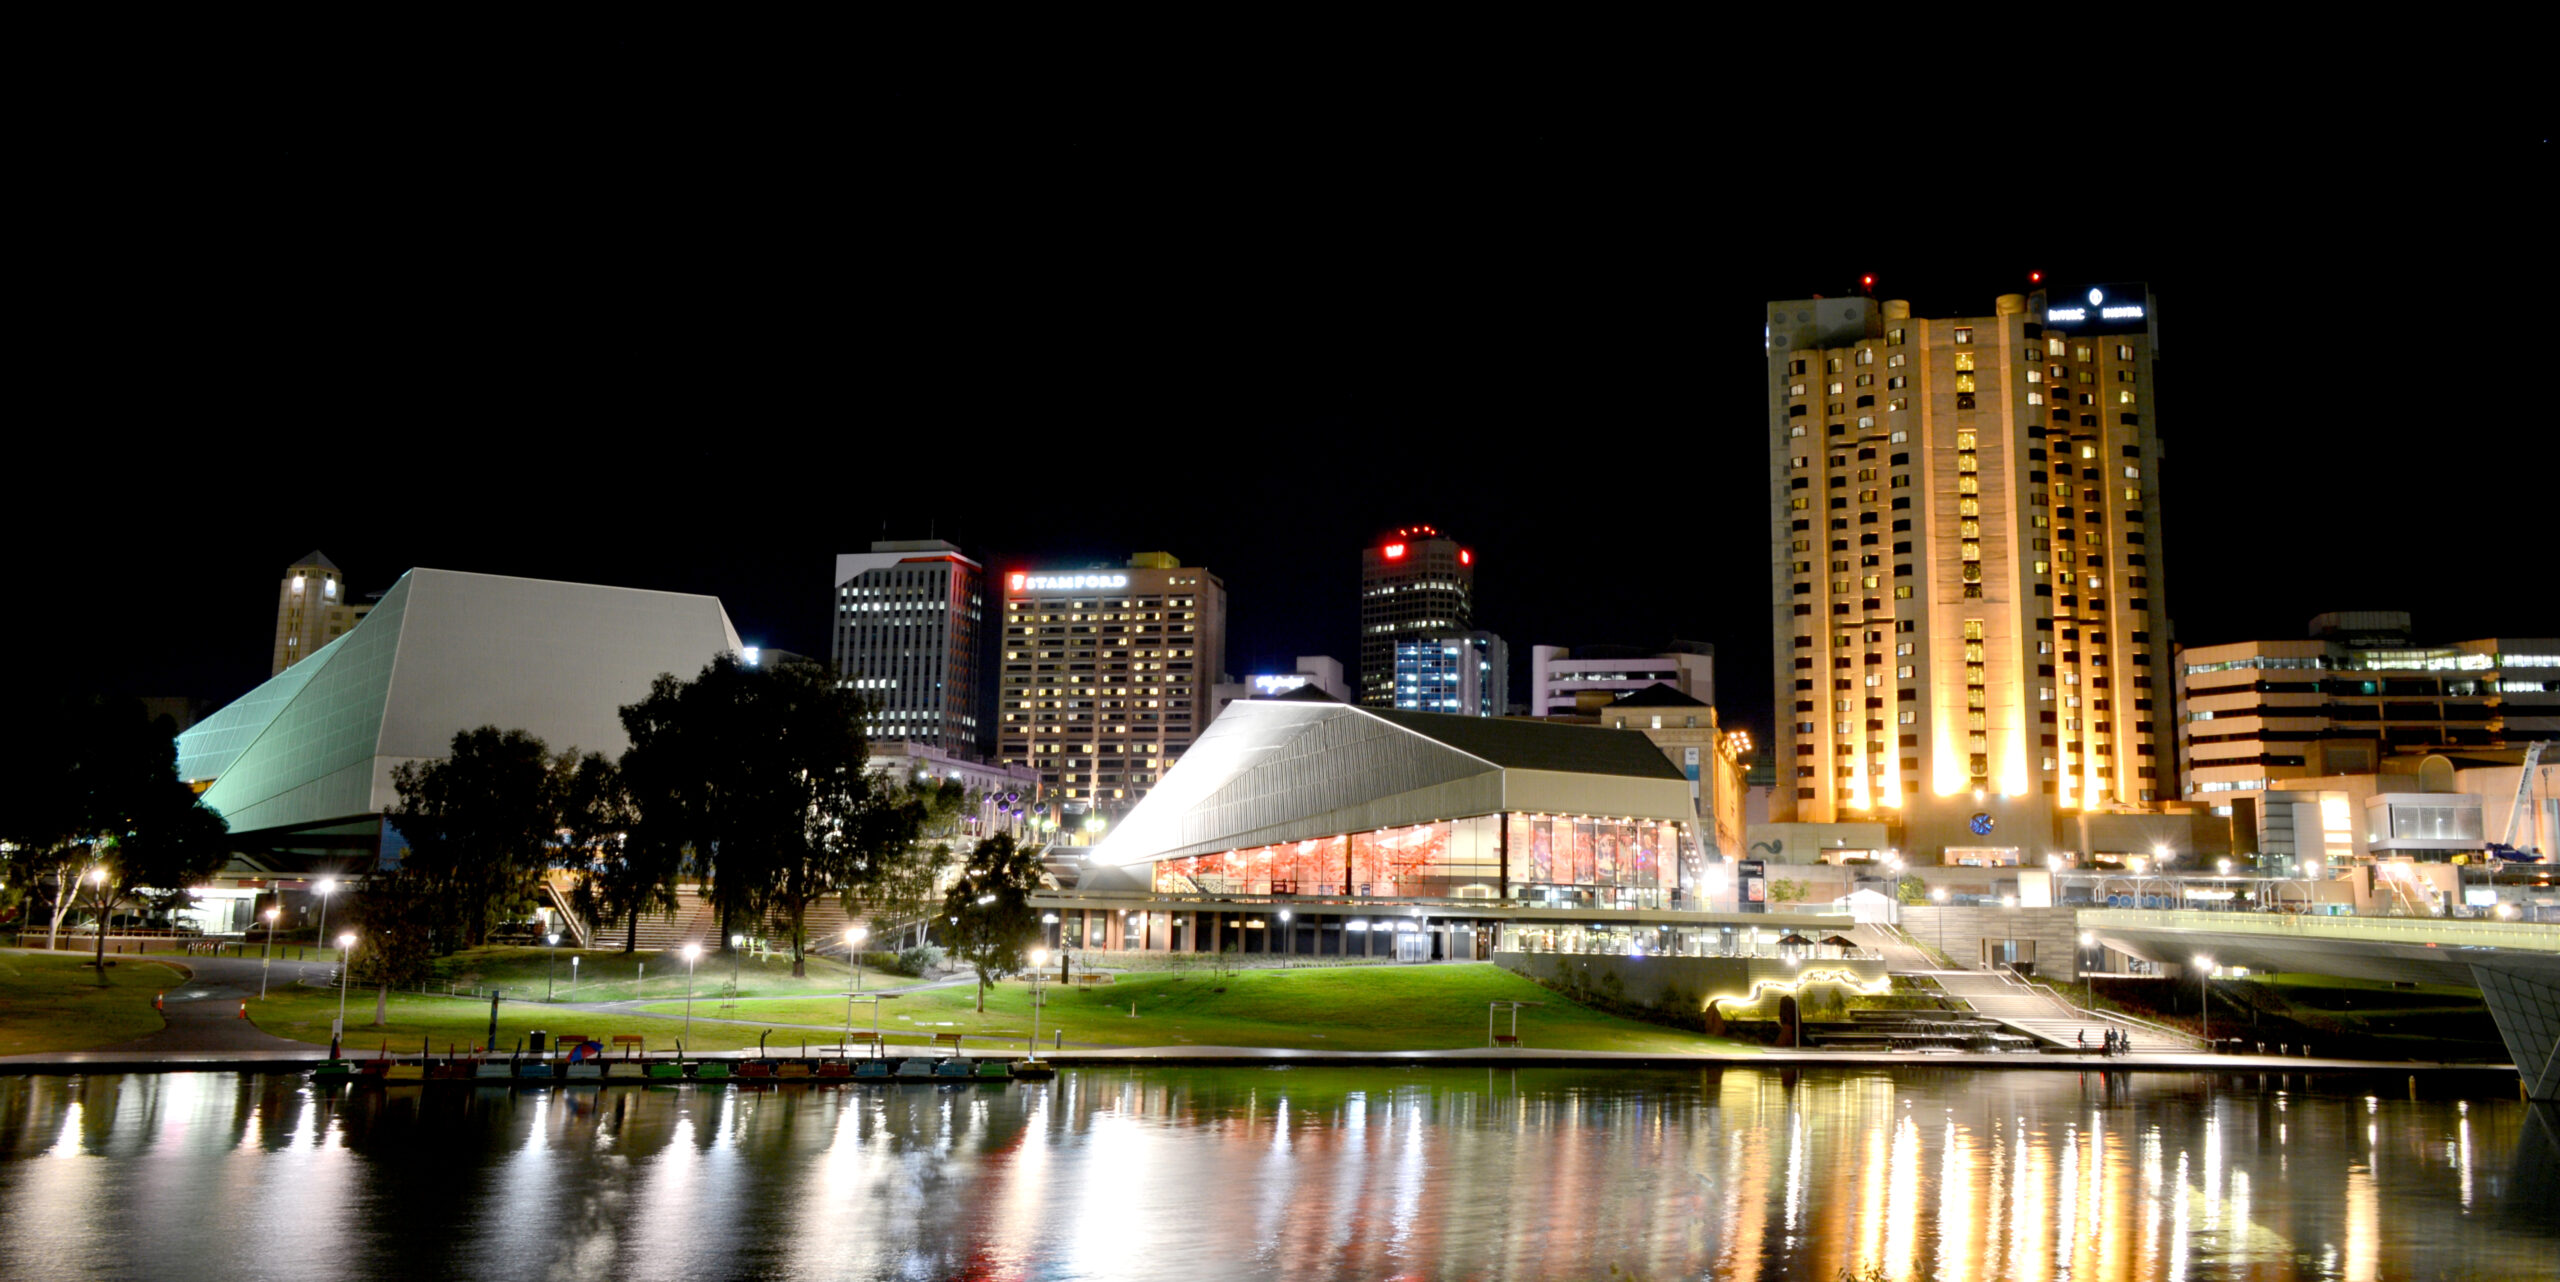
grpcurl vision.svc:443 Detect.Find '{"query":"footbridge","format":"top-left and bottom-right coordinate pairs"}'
top-left (2082, 909), bottom-right (2560, 1100)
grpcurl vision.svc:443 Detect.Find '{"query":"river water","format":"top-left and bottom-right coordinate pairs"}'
top-left (0, 1067), bottom-right (2551, 1281)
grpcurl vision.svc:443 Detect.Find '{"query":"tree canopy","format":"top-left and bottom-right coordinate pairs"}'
top-left (388, 726), bottom-right (560, 947)
top-left (940, 833), bottom-right (1044, 1012)
top-left (0, 694), bottom-right (230, 956)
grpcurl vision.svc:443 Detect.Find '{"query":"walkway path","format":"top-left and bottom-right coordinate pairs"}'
top-left (1928, 968), bottom-right (2194, 1053)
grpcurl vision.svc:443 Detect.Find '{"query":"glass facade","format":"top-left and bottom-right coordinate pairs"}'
top-left (1150, 813), bottom-right (1693, 909)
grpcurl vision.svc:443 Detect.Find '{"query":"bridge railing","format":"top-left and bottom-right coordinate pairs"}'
top-left (2079, 908), bottom-right (2560, 953)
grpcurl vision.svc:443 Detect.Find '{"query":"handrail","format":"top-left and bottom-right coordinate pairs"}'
top-left (2012, 972), bottom-right (2205, 1048)
top-left (2082, 907), bottom-right (2560, 953)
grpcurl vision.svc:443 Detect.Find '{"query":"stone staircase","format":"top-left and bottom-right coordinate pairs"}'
top-left (1930, 968), bottom-right (2199, 1053)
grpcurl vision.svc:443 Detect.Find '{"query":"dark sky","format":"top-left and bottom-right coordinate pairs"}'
top-left (14, 97), bottom-right (2552, 747)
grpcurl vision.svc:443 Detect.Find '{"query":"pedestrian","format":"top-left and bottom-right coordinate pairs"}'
top-left (2077, 1029), bottom-right (2087, 1052)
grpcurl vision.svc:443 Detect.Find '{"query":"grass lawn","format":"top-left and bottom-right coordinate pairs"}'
top-left (0, 950), bottom-right (186, 1054)
top-left (245, 983), bottom-right (793, 1055)
top-left (638, 963), bottom-right (1759, 1054)
top-left (419, 945), bottom-right (867, 1002)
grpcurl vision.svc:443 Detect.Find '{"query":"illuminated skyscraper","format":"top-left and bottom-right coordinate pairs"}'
top-left (831, 539), bottom-right (987, 757)
top-left (1359, 526), bottom-right (1474, 707)
top-left (1765, 285), bottom-right (2173, 860)
top-left (1394, 631), bottom-right (1508, 717)
top-left (997, 552), bottom-right (1228, 817)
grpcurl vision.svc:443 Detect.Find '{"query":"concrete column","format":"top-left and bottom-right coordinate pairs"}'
top-left (2472, 963), bottom-right (2560, 1101)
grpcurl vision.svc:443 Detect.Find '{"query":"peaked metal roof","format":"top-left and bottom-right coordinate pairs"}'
top-left (1087, 700), bottom-right (1694, 868)
top-left (178, 567), bottom-right (742, 835)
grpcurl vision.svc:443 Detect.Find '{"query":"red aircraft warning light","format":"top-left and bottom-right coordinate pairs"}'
top-left (2030, 270), bottom-right (2043, 284)
top-left (1460, 549), bottom-right (1472, 565)
top-left (1860, 274), bottom-right (1875, 290)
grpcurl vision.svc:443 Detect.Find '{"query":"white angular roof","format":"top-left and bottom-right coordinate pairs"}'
top-left (178, 567), bottom-right (742, 834)
top-left (1086, 700), bottom-right (1693, 869)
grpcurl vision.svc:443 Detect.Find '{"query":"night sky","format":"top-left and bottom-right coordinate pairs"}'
top-left (15, 103), bottom-right (2551, 749)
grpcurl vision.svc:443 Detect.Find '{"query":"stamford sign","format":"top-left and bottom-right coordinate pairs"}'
top-left (1008, 572), bottom-right (1128, 591)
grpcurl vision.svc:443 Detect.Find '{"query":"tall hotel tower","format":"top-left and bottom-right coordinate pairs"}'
top-left (998, 552), bottom-right (1227, 814)
top-left (272, 551), bottom-right (370, 675)
top-left (1358, 526), bottom-right (1474, 707)
top-left (1765, 285), bottom-right (2173, 859)
top-left (832, 540), bottom-right (987, 757)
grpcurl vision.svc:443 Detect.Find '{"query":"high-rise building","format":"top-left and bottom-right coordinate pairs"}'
top-left (997, 551), bottom-right (1227, 819)
top-left (831, 540), bottom-right (987, 757)
top-left (1527, 643), bottom-right (1714, 717)
top-left (1765, 285), bottom-right (2174, 861)
top-left (1394, 631), bottom-right (1508, 717)
top-left (1358, 526), bottom-right (1473, 707)
top-left (271, 551), bottom-right (370, 675)
top-left (2177, 611), bottom-right (2560, 813)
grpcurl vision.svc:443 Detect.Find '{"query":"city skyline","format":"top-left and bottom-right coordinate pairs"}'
top-left (12, 120), bottom-right (2550, 749)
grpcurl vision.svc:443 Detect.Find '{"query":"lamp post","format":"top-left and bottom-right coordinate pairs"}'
top-left (570, 954), bottom-right (579, 995)
top-left (313, 878), bottom-right (337, 962)
top-left (332, 931), bottom-right (356, 1058)
top-left (682, 943), bottom-right (701, 1039)
top-left (2195, 955), bottom-right (2214, 1053)
top-left (546, 933), bottom-right (560, 1000)
top-left (1930, 887), bottom-right (1948, 958)
top-left (260, 907), bottom-right (279, 999)
top-left (1028, 947), bottom-right (1050, 1058)
top-left (730, 933), bottom-right (745, 996)
top-left (846, 925), bottom-right (868, 992)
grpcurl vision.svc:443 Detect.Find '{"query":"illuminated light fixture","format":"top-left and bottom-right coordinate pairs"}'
top-left (2029, 270), bottom-right (2043, 284)
top-left (1860, 274), bottom-right (1875, 289)
top-left (1383, 543), bottom-right (1406, 560)
top-left (1459, 549), bottom-right (1471, 565)
top-left (1700, 968), bottom-right (1894, 1013)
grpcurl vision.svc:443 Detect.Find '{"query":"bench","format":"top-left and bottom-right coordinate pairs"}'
top-left (932, 1032), bottom-right (968, 1053)
top-left (1491, 1035), bottom-right (1520, 1049)
top-left (823, 1032), bottom-right (884, 1058)
top-left (611, 1035), bottom-right (646, 1058)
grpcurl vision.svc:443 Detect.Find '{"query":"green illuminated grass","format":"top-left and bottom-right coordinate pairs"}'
top-left (0, 950), bottom-right (186, 1054)
top-left (638, 963), bottom-right (1758, 1054)
top-left (420, 945), bottom-right (863, 1002)
top-left (245, 984), bottom-right (783, 1055)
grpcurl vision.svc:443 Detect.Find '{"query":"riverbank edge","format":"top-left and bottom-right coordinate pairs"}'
top-left (0, 1046), bottom-right (2522, 1085)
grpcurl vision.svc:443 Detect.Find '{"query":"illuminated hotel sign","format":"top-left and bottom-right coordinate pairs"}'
top-left (1251, 674), bottom-right (1310, 694)
top-left (1007, 572), bottom-right (1128, 591)
top-left (2042, 283), bottom-right (2149, 330)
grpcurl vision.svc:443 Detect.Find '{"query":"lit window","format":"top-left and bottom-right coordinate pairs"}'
top-left (1955, 327), bottom-right (1974, 344)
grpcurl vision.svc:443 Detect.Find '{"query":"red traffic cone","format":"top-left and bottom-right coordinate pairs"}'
top-left (238, 1001), bottom-right (249, 1019)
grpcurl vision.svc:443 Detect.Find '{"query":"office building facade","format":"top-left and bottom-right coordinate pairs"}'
top-left (1395, 631), bottom-right (1508, 717)
top-left (1359, 526), bottom-right (1473, 707)
top-left (831, 540), bottom-right (988, 757)
top-left (271, 551), bottom-right (370, 676)
top-left (1765, 286), bottom-right (2174, 860)
top-left (997, 551), bottom-right (1227, 815)
top-left (1210, 655), bottom-right (1350, 722)
top-left (2178, 612), bottom-right (2560, 812)
top-left (1528, 643), bottom-right (1714, 717)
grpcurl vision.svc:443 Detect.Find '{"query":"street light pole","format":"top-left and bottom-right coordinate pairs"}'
top-left (332, 931), bottom-right (356, 1058)
top-left (1029, 948), bottom-right (1049, 1058)
top-left (570, 955), bottom-right (579, 995)
top-left (313, 878), bottom-right (337, 963)
top-left (260, 907), bottom-right (279, 999)
top-left (846, 925), bottom-right (868, 992)
top-left (2195, 955), bottom-right (2213, 1053)
top-left (682, 943), bottom-right (701, 1040)
top-left (730, 933), bottom-right (744, 997)
top-left (546, 933), bottom-right (559, 1000)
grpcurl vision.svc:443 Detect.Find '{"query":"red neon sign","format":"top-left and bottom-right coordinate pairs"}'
top-left (1007, 573), bottom-right (1025, 591)
top-left (1382, 543), bottom-right (1406, 560)
top-left (1460, 549), bottom-right (1472, 565)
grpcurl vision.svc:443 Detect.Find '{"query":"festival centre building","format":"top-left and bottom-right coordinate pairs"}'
top-left (1047, 697), bottom-right (1797, 961)
top-left (173, 567), bottom-right (743, 930)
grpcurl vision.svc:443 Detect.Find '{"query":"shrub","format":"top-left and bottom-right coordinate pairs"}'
top-left (885, 944), bottom-right (944, 978)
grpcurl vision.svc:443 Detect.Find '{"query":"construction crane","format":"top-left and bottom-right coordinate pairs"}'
top-left (2485, 741), bottom-right (2552, 862)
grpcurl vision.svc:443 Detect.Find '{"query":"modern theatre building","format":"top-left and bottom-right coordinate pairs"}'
top-left (1048, 697), bottom-right (1780, 961)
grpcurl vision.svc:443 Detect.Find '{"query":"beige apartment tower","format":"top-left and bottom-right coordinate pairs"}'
top-left (997, 552), bottom-right (1228, 824)
top-left (1765, 286), bottom-right (2174, 861)
top-left (271, 551), bottom-right (369, 675)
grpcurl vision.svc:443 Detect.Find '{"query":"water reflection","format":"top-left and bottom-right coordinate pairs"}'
top-left (0, 1068), bottom-right (2552, 1280)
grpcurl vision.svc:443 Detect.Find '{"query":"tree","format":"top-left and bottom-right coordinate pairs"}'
top-left (940, 834), bottom-right (1044, 1013)
top-left (619, 654), bottom-right (925, 976)
top-left (0, 695), bottom-right (229, 968)
top-left (349, 876), bottom-right (439, 1027)
top-left (557, 752), bottom-right (680, 953)
top-left (389, 727), bottom-right (559, 947)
